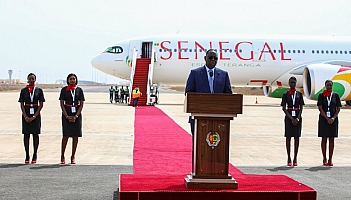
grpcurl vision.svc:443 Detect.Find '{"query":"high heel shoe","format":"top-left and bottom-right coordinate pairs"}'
top-left (328, 160), bottom-right (333, 166)
top-left (70, 156), bottom-right (76, 164)
top-left (31, 154), bottom-right (37, 164)
top-left (25, 155), bottom-right (30, 164)
top-left (293, 162), bottom-right (298, 166)
top-left (60, 157), bottom-right (65, 164)
top-left (323, 159), bottom-right (328, 166)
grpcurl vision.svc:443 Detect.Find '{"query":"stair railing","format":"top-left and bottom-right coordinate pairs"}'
top-left (146, 48), bottom-right (155, 105)
top-left (129, 48), bottom-right (138, 105)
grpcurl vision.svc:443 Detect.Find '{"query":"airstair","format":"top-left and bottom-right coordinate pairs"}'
top-left (128, 42), bottom-right (158, 106)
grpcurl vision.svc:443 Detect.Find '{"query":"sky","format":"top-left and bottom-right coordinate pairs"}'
top-left (1, 0), bottom-right (351, 84)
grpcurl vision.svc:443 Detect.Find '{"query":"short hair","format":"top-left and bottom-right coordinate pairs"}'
top-left (325, 79), bottom-right (333, 85)
top-left (289, 76), bottom-right (297, 82)
top-left (27, 73), bottom-right (36, 80)
top-left (205, 49), bottom-right (217, 56)
top-left (66, 73), bottom-right (78, 85)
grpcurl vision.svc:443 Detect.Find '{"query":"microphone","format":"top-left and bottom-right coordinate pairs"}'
top-left (209, 71), bottom-right (213, 77)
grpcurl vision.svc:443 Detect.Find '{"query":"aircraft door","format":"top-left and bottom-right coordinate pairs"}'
top-left (129, 40), bottom-right (142, 59)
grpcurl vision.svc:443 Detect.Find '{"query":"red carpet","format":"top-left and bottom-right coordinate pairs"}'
top-left (119, 107), bottom-right (316, 200)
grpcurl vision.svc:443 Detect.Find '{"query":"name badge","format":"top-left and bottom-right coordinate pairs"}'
top-left (71, 107), bottom-right (76, 113)
top-left (30, 108), bottom-right (35, 115)
top-left (291, 111), bottom-right (296, 117)
top-left (326, 111), bottom-right (331, 118)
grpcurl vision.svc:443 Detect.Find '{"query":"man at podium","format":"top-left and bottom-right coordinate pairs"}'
top-left (185, 49), bottom-right (232, 134)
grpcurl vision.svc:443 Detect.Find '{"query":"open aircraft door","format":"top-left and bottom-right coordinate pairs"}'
top-left (129, 40), bottom-right (142, 61)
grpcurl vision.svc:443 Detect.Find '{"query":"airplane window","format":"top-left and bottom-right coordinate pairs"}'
top-left (104, 46), bottom-right (123, 54)
top-left (349, 51), bottom-right (351, 54)
top-left (214, 49), bottom-right (217, 52)
top-left (199, 49), bottom-right (202, 52)
top-left (239, 49), bottom-right (242, 53)
top-left (184, 49), bottom-right (188, 52)
top-left (159, 49), bottom-right (162, 52)
top-left (174, 49), bottom-right (177, 52)
top-left (163, 49), bottom-right (167, 52)
top-left (316, 50), bottom-right (319, 54)
top-left (293, 50), bottom-right (295, 53)
top-left (302, 50), bottom-right (305, 53)
top-left (298, 50), bottom-right (300, 53)
top-left (340, 51), bottom-right (343, 54)
top-left (326, 50), bottom-right (329, 54)
top-left (331, 50), bottom-right (333, 54)
top-left (273, 50), bottom-right (276, 53)
top-left (234, 49), bottom-right (237, 53)
top-left (345, 51), bottom-right (347, 54)
top-left (312, 50), bottom-right (315, 54)
top-left (229, 49), bottom-right (232, 53)
top-left (189, 49), bottom-right (192, 52)
top-left (335, 51), bottom-right (338, 54)
top-left (287, 50), bottom-right (290, 53)
top-left (321, 50), bottom-right (324, 54)
top-left (284, 50), bottom-right (286, 53)
top-left (278, 50), bottom-right (281, 53)
top-left (194, 49), bottom-right (197, 52)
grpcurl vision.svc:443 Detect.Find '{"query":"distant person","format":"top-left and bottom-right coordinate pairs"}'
top-left (317, 80), bottom-right (341, 167)
top-left (59, 73), bottom-right (85, 164)
top-left (132, 86), bottom-right (142, 107)
top-left (120, 86), bottom-right (125, 104)
top-left (185, 49), bottom-right (232, 134)
top-left (114, 85), bottom-right (119, 103)
top-left (18, 73), bottom-right (45, 164)
top-left (109, 86), bottom-right (114, 103)
top-left (281, 76), bottom-right (304, 166)
top-left (124, 86), bottom-right (130, 104)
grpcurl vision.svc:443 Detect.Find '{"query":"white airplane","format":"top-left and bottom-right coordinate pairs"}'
top-left (91, 34), bottom-right (351, 104)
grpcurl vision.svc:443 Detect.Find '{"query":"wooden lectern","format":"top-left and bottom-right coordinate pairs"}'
top-left (184, 93), bottom-right (243, 189)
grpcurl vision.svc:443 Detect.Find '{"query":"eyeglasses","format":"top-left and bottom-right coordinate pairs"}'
top-left (208, 56), bottom-right (218, 60)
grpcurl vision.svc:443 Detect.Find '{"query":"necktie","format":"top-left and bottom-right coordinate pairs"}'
top-left (208, 69), bottom-right (214, 93)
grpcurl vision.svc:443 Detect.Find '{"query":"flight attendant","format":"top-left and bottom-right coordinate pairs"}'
top-left (18, 73), bottom-right (45, 164)
top-left (281, 76), bottom-right (304, 166)
top-left (59, 73), bottom-right (85, 164)
top-left (317, 80), bottom-right (341, 166)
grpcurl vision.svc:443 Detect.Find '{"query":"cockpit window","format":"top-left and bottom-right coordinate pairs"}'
top-left (104, 46), bottom-right (123, 54)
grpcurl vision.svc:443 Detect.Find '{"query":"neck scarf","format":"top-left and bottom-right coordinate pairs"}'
top-left (26, 85), bottom-right (35, 93)
top-left (288, 88), bottom-right (296, 96)
top-left (322, 90), bottom-right (332, 97)
top-left (66, 84), bottom-right (77, 91)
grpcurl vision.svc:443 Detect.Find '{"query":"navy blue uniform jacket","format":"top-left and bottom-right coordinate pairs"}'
top-left (185, 66), bottom-right (232, 94)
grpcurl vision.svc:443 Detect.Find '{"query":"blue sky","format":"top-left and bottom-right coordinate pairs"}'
top-left (1, 0), bottom-right (351, 83)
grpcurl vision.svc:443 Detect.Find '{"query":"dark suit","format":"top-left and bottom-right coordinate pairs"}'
top-left (185, 66), bottom-right (232, 94)
top-left (185, 66), bottom-right (232, 134)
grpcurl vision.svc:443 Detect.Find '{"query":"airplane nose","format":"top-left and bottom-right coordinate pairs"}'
top-left (91, 56), bottom-right (101, 68)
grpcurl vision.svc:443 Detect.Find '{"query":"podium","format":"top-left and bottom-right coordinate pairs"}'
top-left (184, 93), bottom-right (243, 189)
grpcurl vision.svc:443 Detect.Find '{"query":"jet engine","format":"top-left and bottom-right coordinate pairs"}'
top-left (303, 63), bottom-right (351, 100)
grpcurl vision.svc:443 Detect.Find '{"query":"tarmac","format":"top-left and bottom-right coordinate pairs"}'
top-left (1, 85), bottom-right (351, 199)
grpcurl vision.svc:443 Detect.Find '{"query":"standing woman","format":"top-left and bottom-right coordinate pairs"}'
top-left (18, 73), bottom-right (45, 164)
top-left (59, 73), bottom-right (85, 164)
top-left (281, 76), bottom-right (304, 166)
top-left (317, 80), bottom-right (341, 166)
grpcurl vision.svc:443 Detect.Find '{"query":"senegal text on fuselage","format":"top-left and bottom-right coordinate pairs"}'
top-left (159, 41), bottom-right (292, 61)
top-left (192, 63), bottom-right (262, 67)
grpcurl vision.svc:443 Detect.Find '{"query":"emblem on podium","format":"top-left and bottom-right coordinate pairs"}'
top-left (206, 131), bottom-right (220, 149)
